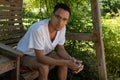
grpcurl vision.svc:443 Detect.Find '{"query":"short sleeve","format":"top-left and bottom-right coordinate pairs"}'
top-left (28, 30), bottom-right (45, 50)
top-left (58, 27), bottom-right (66, 45)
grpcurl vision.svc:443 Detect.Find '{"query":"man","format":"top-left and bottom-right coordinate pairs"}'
top-left (17, 3), bottom-right (84, 80)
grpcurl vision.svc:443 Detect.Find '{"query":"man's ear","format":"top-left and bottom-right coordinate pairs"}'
top-left (51, 13), bottom-right (54, 17)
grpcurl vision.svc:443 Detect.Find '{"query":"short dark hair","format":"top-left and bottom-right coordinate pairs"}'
top-left (53, 3), bottom-right (71, 16)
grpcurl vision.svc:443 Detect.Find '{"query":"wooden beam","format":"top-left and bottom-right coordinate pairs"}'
top-left (66, 33), bottom-right (97, 41)
top-left (90, 0), bottom-right (107, 80)
top-left (0, 42), bottom-right (24, 57)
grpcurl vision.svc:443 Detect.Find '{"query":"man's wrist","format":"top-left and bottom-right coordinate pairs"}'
top-left (69, 57), bottom-right (77, 62)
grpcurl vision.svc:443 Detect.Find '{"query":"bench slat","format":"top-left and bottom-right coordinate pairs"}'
top-left (21, 71), bottom-right (39, 80)
top-left (0, 55), bottom-right (16, 74)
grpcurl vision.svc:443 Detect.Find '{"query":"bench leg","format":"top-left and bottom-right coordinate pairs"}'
top-left (10, 57), bottom-right (20, 80)
top-left (16, 57), bottom-right (20, 80)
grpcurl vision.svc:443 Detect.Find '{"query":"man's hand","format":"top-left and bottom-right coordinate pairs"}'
top-left (66, 59), bottom-right (80, 71)
top-left (72, 62), bottom-right (84, 74)
top-left (71, 57), bottom-right (84, 74)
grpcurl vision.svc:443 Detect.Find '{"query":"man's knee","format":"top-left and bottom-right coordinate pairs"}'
top-left (37, 64), bottom-right (49, 73)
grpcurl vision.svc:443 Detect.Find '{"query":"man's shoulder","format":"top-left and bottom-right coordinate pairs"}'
top-left (29, 19), bottom-right (49, 31)
top-left (34, 19), bottom-right (49, 25)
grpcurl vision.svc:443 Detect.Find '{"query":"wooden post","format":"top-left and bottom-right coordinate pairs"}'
top-left (16, 57), bottom-right (20, 80)
top-left (90, 0), bottom-right (107, 80)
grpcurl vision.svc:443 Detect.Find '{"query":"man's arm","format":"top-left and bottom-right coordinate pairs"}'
top-left (56, 45), bottom-right (84, 73)
top-left (35, 49), bottom-right (80, 71)
top-left (35, 49), bottom-right (67, 66)
top-left (56, 44), bottom-right (73, 60)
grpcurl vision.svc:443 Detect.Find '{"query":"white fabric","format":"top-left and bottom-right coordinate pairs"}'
top-left (17, 19), bottom-right (66, 56)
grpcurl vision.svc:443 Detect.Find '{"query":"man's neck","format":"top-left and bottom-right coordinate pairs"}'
top-left (48, 21), bottom-right (57, 42)
top-left (48, 21), bottom-right (57, 33)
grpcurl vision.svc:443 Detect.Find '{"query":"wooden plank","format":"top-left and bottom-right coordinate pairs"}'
top-left (0, 42), bottom-right (24, 57)
top-left (0, 35), bottom-right (22, 39)
top-left (0, 25), bottom-right (23, 29)
top-left (0, 30), bottom-right (24, 34)
top-left (0, 38), bottom-right (22, 46)
top-left (0, 6), bottom-right (22, 10)
top-left (20, 65), bottom-right (55, 80)
top-left (0, 4), bottom-right (22, 6)
top-left (0, 11), bottom-right (22, 15)
top-left (0, 32), bottom-right (24, 46)
top-left (90, 0), bottom-right (107, 80)
top-left (0, 0), bottom-right (22, 5)
top-left (0, 29), bottom-right (23, 33)
top-left (0, 16), bottom-right (22, 20)
top-left (0, 30), bottom-right (24, 36)
top-left (0, 55), bottom-right (16, 74)
top-left (66, 33), bottom-right (97, 41)
top-left (0, 27), bottom-right (20, 30)
top-left (21, 71), bottom-right (39, 80)
top-left (0, 20), bottom-right (22, 24)
top-left (1, 38), bottom-right (21, 43)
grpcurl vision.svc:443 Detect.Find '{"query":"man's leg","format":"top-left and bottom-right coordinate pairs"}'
top-left (58, 65), bottom-right (68, 80)
top-left (48, 51), bottom-right (68, 80)
top-left (32, 63), bottom-right (49, 80)
top-left (21, 55), bottom-right (49, 80)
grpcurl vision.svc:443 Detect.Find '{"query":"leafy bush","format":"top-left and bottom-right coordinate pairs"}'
top-left (48, 41), bottom-right (99, 80)
top-left (101, 0), bottom-right (120, 15)
top-left (65, 41), bottom-right (98, 80)
top-left (102, 13), bottom-right (120, 79)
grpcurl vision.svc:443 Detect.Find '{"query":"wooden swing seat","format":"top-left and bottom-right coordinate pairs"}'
top-left (0, 0), bottom-right (107, 80)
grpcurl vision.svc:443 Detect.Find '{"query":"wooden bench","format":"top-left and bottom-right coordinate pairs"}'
top-left (0, 55), bottom-right (16, 80)
top-left (0, 0), bottom-right (39, 80)
top-left (0, 0), bottom-right (107, 80)
top-left (0, 0), bottom-right (24, 80)
top-left (0, 42), bottom-right (23, 80)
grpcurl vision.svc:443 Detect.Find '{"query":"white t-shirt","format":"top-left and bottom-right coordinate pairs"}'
top-left (17, 19), bottom-right (66, 56)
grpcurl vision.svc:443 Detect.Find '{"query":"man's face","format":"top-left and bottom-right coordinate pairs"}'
top-left (51, 8), bottom-right (70, 31)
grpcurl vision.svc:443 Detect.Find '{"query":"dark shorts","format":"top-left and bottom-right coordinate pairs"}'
top-left (20, 51), bottom-right (58, 70)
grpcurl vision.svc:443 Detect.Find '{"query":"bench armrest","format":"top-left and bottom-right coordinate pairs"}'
top-left (0, 42), bottom-right (24, 58)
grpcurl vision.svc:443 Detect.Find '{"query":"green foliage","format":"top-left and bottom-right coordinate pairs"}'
top-left (67, 1), bottom-right (93, 32)
top-left (101, 0), bottom-right (120, 15)
top-left (49, 41), bottom-right (98, 80)
top-left (102, 13), bottom-right (120, 79)
top-left (23, 0), bottom-right (93, 32)
top-left (65, 41), bottom-right (98, 80)
top-left (103, 9), bottom-right (120, 19)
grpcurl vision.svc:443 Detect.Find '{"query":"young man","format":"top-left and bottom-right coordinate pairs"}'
top-left (17, 3), bottom-right (84, 80)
